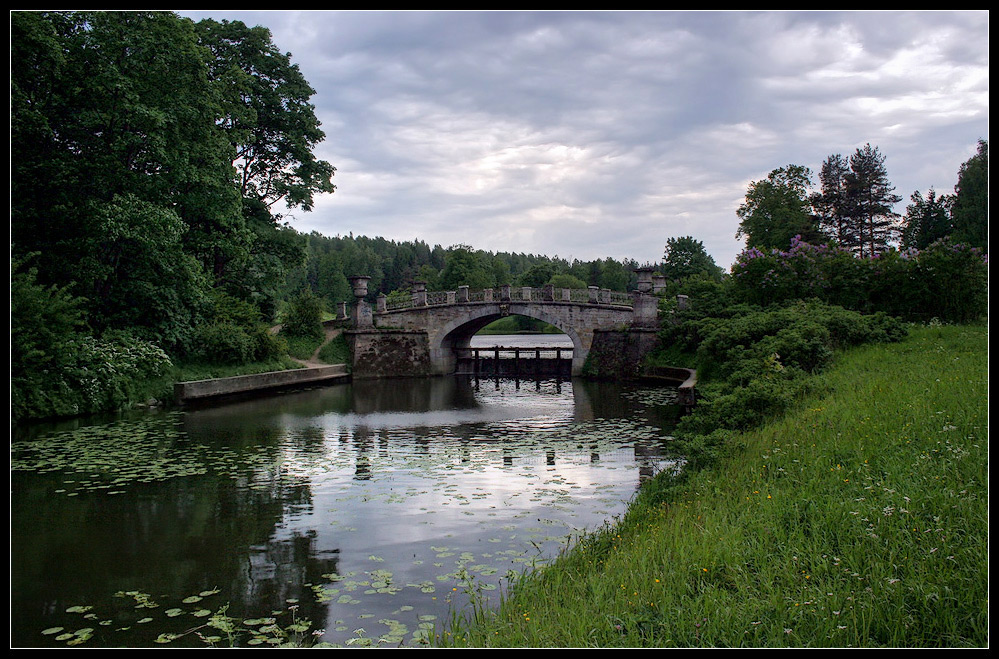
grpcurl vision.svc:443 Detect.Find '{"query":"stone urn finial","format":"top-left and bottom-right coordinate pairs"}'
top-left (348, 275), bottom-right (371, 299)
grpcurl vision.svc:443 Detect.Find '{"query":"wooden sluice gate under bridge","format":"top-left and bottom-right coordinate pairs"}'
top-left (454, 346), bottom-right (573, 378)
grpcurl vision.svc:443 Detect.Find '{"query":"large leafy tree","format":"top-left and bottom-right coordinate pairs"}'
top-left (11, 10), bottom-right (336, 341)
top-left (11, 11), bottom-right (233, 343)
top-left (195, 18), bottom-right (336, 214)
top-left (193, 19), bottom-right (335, 307)
top-left (949, 139), bottom-right (988, 251)
top-left (736, 165), bottom-right (823, 250)
top-left (662, 236), bottom-right (723, 282)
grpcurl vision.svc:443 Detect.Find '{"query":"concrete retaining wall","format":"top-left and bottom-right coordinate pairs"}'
top-left (174, 364), bottom-right (349, 402)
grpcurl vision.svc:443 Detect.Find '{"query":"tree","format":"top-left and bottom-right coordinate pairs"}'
top-left (193, 18), bottom-right (336, 299)
top-left (662, 236), bottom-right (723, 281)
top-left (736, 165), bottom-right (823, 250)
top-left (845, 144), bottom-right (902, 257)
top-left (812, 154), bottom-right (857, 251)
top-left (195, 18), bottom-right (336, 214)
top-left (901, 189), bottom-right (953, 250)
top-left (949, 139), bottom-right (988, 251)
top-left (439, 245), bottom-right (494, 290)
top-left (518, 263), bottom-right (557, 288)
top-left (11, 11), bottom-right (233, 345)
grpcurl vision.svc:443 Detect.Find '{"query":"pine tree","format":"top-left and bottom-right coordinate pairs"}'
top-left (845, 144), bottom-right (902, 257)
top-left (901, 189), bottom-right (953, 250)
top-left (812, 154), bottom-right (858, 251)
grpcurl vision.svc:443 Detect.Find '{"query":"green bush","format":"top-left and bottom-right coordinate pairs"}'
top-left (189, 322), bottom-right (255, 365)
top-left (281, 289), bottom-right (326, 339)
top-left (729, 237), bottom-right (987, 322)
top-left (671, 300), bottom-right (906, 438)
top-left (13, 331), bottom-right (172, 422)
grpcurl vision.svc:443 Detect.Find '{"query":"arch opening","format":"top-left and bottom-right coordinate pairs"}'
top-left (433, 310), bottom-right (584, 376)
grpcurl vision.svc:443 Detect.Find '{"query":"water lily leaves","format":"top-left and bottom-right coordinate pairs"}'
top-left (65, 628), bottom-right (94, 645)
top-left (65, 605), bottom-right (92, 614)
top-left (40, 627), bottom-right (64, 636)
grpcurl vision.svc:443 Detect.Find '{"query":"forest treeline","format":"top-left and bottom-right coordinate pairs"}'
top-left (287, 232), bottom-right (643, 307)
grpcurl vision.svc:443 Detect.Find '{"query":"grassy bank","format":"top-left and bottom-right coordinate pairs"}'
top-left (439, 323), bottom-right (988, 647)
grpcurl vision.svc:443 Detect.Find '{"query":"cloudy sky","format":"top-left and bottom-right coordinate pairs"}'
top-left (181, 10), bottom-right (988, 270)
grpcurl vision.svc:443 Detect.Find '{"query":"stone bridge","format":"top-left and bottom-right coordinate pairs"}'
top-left (339, 273), bottom-right (666, 379)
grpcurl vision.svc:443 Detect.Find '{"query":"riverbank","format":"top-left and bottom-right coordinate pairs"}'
top-left (438, 323), bottom-right (989, 647)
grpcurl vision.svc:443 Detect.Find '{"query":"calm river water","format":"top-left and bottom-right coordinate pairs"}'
top-left (10, 336), bottom-right (682, 648)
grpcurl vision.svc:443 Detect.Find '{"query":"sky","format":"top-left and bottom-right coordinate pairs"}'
top-left (181, 10), bottom-right (989, 271)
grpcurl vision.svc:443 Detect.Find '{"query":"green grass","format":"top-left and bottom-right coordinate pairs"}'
top-left (284, 334), bottom-right (325, 361)
top-left (439, 323), bottom-right (988, 647)
top-left (317, 332), bottom-right (350, 366)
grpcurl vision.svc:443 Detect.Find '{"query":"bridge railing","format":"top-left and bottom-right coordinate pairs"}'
top-left (371, 285), bottom-right (636, 313)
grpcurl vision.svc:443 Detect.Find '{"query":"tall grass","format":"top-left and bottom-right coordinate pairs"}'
top-left (439, 323), bottom-right (988, 647)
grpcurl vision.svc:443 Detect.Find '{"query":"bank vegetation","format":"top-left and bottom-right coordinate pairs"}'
top-left (439, 321), bottom-right (988, 647)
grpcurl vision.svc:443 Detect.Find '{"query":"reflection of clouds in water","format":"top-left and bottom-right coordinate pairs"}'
top-left (318, 406), bottom-right (563, 430)
top-left (318, 377), bottom-right (576, 431)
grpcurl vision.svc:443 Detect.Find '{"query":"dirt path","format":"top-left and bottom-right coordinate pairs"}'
top-left (290, 326), bottom-right (343, 368)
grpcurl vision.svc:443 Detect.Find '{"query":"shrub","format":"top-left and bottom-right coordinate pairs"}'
top-left (672, 300), bottom-right (906, 438)
top-left (12, 331), bottom-right (171, 422)
top-left (729, 236), bottom-right (988, 322)
top-left (281, 289), bottom-right (326, 339)
top-left (189, 322), bottom-right (255, 365)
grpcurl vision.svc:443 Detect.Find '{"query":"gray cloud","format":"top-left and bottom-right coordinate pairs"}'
top-left (181, 10), bottom-right (989, 269)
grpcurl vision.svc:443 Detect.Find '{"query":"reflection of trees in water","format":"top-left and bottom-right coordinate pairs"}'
top-left (241, 529), bottom-right (339, 622)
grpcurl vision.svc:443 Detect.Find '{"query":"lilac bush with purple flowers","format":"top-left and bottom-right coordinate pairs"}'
top-left (730, 236), bottom-right (987, 322)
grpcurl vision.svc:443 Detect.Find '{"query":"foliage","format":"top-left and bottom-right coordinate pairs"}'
top-left (812, 153), bottom-right (854, 248)
top-left (11, 10), bottom-right (331, 361)
top-left (736, 165), bottom-right (823, 250)
top-left (548, 273), bottom-right (588, 289)
top-left (901, 188), bottom-right (953, 250)
top-left (195, 18), bottom-right (336, 213)
top-left (671, 300), bottom-right (906, 435)
top-left (439, 245), bottom-right (496, 291)
top-left (12, 254), bottom-right (173, 421)
top-left (280, 289), bottom-right (326, 340)
top-left (441, 324), bottom-right (988, 648)
top-left (729, 236), bottom-right (987, 322)
top-left (846, 144), bottom-right (903, 257)
top-left (662, 236), bottom-right (724, 282)
top-left (948, 139), bottom-right (988, 251)
top-left (517, 262), bottom-right (558, 288)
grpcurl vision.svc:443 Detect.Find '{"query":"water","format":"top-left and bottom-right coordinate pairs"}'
top-left (10, 339), bottom-right (682, 648)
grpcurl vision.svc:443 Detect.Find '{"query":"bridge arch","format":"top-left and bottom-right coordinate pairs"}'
top-left (431, 307), bottom-right (584, 375)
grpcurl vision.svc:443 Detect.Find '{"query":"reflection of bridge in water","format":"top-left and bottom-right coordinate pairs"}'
top-left (455, 346), bottom-right (573, 378)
